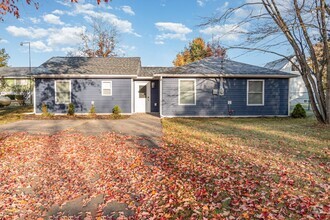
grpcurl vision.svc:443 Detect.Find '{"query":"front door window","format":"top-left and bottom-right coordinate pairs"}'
top-left (139, 85), bottom-right (147, 98)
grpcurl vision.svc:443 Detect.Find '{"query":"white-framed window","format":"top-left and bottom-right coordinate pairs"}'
top-left (178, 79), bottom-right (196, 105)
top-left (102, 81), bottom-right (112, 96)
top-left (55, 80), bottom-right (71, 104)
top-left (247, 79), bottom-right (264, 106)
top-left (15, 79), bottom-right (28, 86)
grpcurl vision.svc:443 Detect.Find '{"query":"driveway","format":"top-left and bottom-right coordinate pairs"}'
top-left (0, 114), bottom-right (163, 218)
top-left (0, 113), bottom-right (162, 145)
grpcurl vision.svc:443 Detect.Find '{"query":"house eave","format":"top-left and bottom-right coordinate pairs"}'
top-left (32, 74), bottom-right (138, 79)
top-left (1, 76), bottom-right (32, 79)
top-left (154, 74), bottom-right (297, 78)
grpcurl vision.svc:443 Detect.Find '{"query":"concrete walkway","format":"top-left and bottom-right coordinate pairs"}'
top-left (0, 114), bottom-right (162, 142)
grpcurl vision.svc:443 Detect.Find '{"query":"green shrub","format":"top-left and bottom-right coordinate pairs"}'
top-left (89, 104), bottom-right (96, 116)
top-left (67, 103), bottom-right (75, 116)
top-left (112, 105), bottom-right (121, 115)
top-left (41, 103), bottom-right (52, 117)
top-left (15, 95), bottom-right (24, 100)
top-left (5, 94), bottom-right (15, 100)
top-left (112, 105), bottom-right (122, 119)
top-left (291, 103), bottom-right (307, 118)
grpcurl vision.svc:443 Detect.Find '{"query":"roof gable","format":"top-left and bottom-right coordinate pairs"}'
top-left (264, 56), bottom-right (295, 70)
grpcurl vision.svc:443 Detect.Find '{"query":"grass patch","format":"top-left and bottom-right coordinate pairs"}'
top-left (0, 105), bottom-right (33, 125)
top-left (162, 117), bottom-right (329, 218)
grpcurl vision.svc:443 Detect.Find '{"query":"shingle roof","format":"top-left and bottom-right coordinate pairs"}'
top-left (0, 67), bottom-right (34, 77)
top-left (264, 56), bottom-right (294, 70)
top-left (140, 67), bottom-right (174, 77)
top-left (158, 57), bottom-right (296, 78)
top-left (33, 57), bottom-right (141, 76)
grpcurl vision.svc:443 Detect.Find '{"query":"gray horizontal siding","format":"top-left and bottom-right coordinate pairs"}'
top-left (161, 78), bottom-right (289, 116)
top-left (151, 80), bottom-right (160, 112)
top-left (35, 78), bottom-right (132, 114)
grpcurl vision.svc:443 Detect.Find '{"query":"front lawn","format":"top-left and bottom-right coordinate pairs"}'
top-left (0, 105), bottom-right (33, 125)
top-left (0, 117), bottom-right (328, 219)
top-left (162, 117), bottom-right (329, 219)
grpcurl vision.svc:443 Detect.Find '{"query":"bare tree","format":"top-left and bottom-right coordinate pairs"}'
top-left (78, 20), bottom-right (119, 57)
top-left (202, 0), bottom-right (330, 124)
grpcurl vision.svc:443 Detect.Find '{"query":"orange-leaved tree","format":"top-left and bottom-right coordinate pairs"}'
top-left (173, 37), bottom-right (225, 66)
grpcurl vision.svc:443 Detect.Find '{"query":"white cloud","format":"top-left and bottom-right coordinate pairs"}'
top-left (6, 26), bottom-right (49, 39)
top-left (74, 3), bottom-right (96, 14)
top-left (155, 22), bottom-right (192, 34)
top-left (71, 3), bottom-right (139, 36)
top-left (83, 15), bottom-right (93, 23)
top-left (29, 17), bottom-right (41, 24)
top-left (6, 25), bottom-right (85, 52)
top-left (43, 14), bottom-right (64, 25)
top-left (155, 40), bottom-right (164, 45)
top-left (200, 24), bottom-right (246, 41)
top-left (47, 26), bottom-right (86, 47)
top-left (197, 0), bottom-right (208, 7)
top-left (30, 41), bottom-right (53, 52)
top-left (121, 44), bottom-right (136, 51)
top-left (155, 22), bottom-right (192, 43)
top-left (56, 0), bottom-right (72, 7)
top-left (0, 39), bottom-right (8, 44)
top-left (121, 6), bottom-right (135, 16)
top-left (60, 47), bottom-right (85, 56)
top-left (52, 9), bottom-right (65, 15)
top-left (217, 1), bottom-right (229, 12)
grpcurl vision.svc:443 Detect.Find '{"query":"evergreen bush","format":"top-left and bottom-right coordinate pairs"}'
top-left (291, 103), bottom-right (307, 118)
top-left (67, 103), bottom-right (75, 116)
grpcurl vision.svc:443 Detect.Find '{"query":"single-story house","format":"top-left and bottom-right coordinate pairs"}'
top-left (0, 67), bottom-right (34, 103)
top-left (264, 56), bottom-right (310, 110)
top-left (31, 56), bottom-right (296, 117)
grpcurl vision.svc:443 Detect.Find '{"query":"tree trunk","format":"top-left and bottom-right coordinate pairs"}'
top-left (326, 55), bottom-right (330, 124)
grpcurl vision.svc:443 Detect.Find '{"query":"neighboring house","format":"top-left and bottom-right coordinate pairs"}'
top-left (264, 56), bottom-right (310, 110)
top-left (0, 67), bottom-right (34, 103)
top-left (31, 56), bottom-right (296, 117)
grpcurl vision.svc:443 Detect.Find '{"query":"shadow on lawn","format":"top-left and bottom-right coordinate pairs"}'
top-left (135, 124), bottom-right (327, 218)
top-left (169, 117), bottom-right (329, 164)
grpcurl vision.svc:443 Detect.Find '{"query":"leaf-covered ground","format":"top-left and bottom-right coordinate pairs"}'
top-left (0, 105), bottom-right (33, 125)
top-left (0, 117), bottom-right (329, 219)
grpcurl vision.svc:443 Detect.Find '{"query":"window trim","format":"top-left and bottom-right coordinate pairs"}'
top-left (15, 79), bottom-right (28, 86)
top-left (178, 79), bottom-right (196, 106)
top-left (247, 79), bottom-right (264, 106)
top-left (55, 80), bottom-right (71, 104)
top-left (102, 81), bottom-right (112, 96)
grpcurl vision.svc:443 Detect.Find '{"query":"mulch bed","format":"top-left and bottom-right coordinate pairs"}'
top-left (23, 114), bottom-right (130, 120)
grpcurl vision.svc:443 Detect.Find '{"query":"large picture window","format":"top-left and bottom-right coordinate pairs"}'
top-left (247, 80), bottom-right (264, 106)
top-left (179, 79), bottom-right (196, 105)
top-left (55, 80), bottom-right (71, 104)
top-left (102, 81), bottom-right (112, 96)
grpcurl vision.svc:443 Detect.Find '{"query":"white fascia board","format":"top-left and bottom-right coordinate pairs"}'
top-left (155, 74), bottom-right (297, 78)
top-left (33, 74), bottom-right (138, 79)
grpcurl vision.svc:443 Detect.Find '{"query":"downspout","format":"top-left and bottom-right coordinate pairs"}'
top-left (288, 78), bottom-right (290, 116)
top-left (160, 76), bottom-right (163, 117)
top-left (33, 78), bottom-right (36, 114)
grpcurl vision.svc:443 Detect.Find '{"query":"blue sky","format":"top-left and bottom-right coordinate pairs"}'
top-left (0, 0), bottom-right (290, 68)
